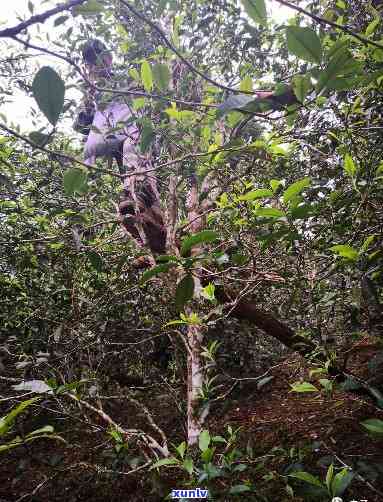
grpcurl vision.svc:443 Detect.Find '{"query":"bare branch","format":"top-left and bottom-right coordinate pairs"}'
top-left (0, 0), bottom-right (88, 39)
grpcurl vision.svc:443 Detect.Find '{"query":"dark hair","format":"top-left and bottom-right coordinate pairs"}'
top-left (82, 39), bottom-right (109, 65)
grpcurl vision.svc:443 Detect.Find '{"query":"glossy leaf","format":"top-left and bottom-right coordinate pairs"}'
top-left (198, 429), bottom-right (211, 452)
top-left (241, 0), bottom-right (267, 26)
top-left (141, 60), bottom-right (153, 92)
top-left (289, 471), bottom-right (323, 487)
top-left (63, 168), bottom-right (88, 196)
top-left (292, 74), bottom-right (312, 103)
top-left (239, 188), bottom-right (273, 200)
top-left (32, 66), bottom-right (65, 126)
top-left (290, 382), bottom-right (319, 393)
top-left (283, 177), bottom-right (311, 203)
top-left (180, 230), bottom-right (219, 256)
top-left (152, 63), bottom-right (171, 91)
top-left (330, 244), bottom-right (358, 261)
top-left (343, 153), bottom-right (357, 177)
top-left (255, 207), bottom-right (285, 218)
top-left (361, 418), bottom-right (383, 434)
top-left (286, 27), bottom-right (322, 64)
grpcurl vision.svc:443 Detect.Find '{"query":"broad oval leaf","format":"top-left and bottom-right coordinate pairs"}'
top-left (283, 177), bottom-right (311, 203)
top-left (180, 230), bottom-right (219, 256)
top-left (361, 418), bottom-right (383, 434)
top-left (141, 60), bottom-right (153, 92)
top-left (331, 468), bottom-right (354, 496)
top-left (228, 484), bottom-right (252, 494)
top-left (239, 188), bottom-right (273, 201)
top-left (198, 429), bottom-right (211, 452)
top-left (288, 471), bottom-right (323, 487)
top-left (255, 207), bottom-right (285, 218)
top-left (343, 153), bottom-right (357, 177)
top-left (152, 63), bottom-right (171, 91)
top-left (241, 0), bottom-right (267, 26)
top-left (292, 74), bottom-right (312, 103)
top-left (63, 168), bottom-right (88, 196)
top-left (32, 66), bottom-right (65, 126)
top-left (286, 27), bottom-right (322, 64)
top-left (217, 94), bottom-right (255, 118)
top-left (330, 244), bottom-right (358, 261)
top-left (175, 274), bottom-right (195, 311)
top-left (183, 457), bottom-right (194, 475)
top-left (290, 382), bottom-right (319, 393)
top-left (151, 457), bottom-right (179, 469)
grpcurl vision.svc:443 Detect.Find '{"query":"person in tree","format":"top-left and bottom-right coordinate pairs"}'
top-left (73, 38), bottom-right (139, 171)
top-left (73, 39), bottom-right (166, 254)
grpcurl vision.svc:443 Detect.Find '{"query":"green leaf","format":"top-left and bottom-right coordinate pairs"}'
top-left (54, 16), bottom-right (69, 27)
top-left (0, 398), bottom-right (40, 437)
top-left (239, 189), bottom-right (273, 201)
top-left (331, 468), bottom-right (354, 496)
top-left (151, 457), bottom-right (179, 469)
top-left (63, 168), bottom-right (88, 196)
top-left (183, 457), bottom-right (194, 475)
top-left (152, 63), bottom-right (171, 91)
top-left (255, 207), bottom-right (285, 218)
top-left (241, 0), bottom-right (267, 26)
top-left (73, 0), bottom-right (103, 15)
top-left (141, 60), bottom-right (153, 92)
top-left (292, 74), bottom-right (312, 103)
top-left (361, 418), bottom-right (383, 434)
top-left (86, 251), bottom-right (103, 272)
top-left (286, 27), bottom-right (322, 64)
top-left (129, 68), bottom-right (140, 82)
top-left (289, 471), bottom-right (323, 488)
top-left (228, 485), bottom-right (252, 494)
top-left (330, 244), bottom-right (359, 261)
top-left (198, 430), bottom-right (211, 452)
top-left (270, 179), bottom-right (283, 192)
top-left (366, 17), bottom-right (380, 36)
top-left (290, 382), bottom-right (319, 393)
top-left (239, 75), bottom-right (253, 92)
top-left (175, 441), bottom-right (186, 459)
top-left (141, 263), bottom-right (177, 283)
top-left (283, 177), bottom-right (311, 203)
top-left (326, 464), bottom-right (334, 491)
top-left (139, 122), bottom-right (155, 153)
top-left (29, 131), bottom-right (50, 147)
top-left (175, 275), bottom-right (195, 311)
top-left (201, 283), bottom-right (215, 301)
top-left (343, 153), bottom-right (357, 177)
top-left (180, 230), bottom-right (219, 256)
top-left (32, 66), bottom-right (65, 126)
top-left (217, 94), bottom-right (256, 117)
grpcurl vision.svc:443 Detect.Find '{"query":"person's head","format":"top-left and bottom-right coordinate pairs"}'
top-left (81, 39), bottom-right (113, 78)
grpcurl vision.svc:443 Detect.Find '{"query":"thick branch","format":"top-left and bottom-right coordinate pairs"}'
top-left (0, 0), bottom-right (87, 38)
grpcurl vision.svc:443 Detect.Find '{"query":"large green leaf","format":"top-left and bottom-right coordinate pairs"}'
top-left (361, 418), bottom-right (383, 434)
top-left (286, 27), bottom-right (322, 64)
top-left (241, 0), bottom-right (267, 26)
top-left (180, 230), bottom-right (219, 256)
top-left (292, 74), bottom-right (312, 103)
top-left (239, 188), bottom-right (273, 201)
top-left (141, 60), bottom-right (153, 92)
top-left (175, 275), bottom-right (195, 311)
top-left (198, 430), bottom-right (211, 452)
top-left (343, 153), bottom-right (357, 177)
top-left (290, 382), bottom-right (319, 393)
top-left (63, 168), bottom-right (88, 196)
top-left (330, 244), bottom-right (358, 261)
top-left (289, 471), bottom-right (323, 487)
top-left (152, 63), bottom-right (171, 91)
top-left (0, 398), bottom-right (40, 437)
top-left (32, 66), bottom-right (65, 126)
top-left (73, 0), bottom-right (104, 15)
top-left (283, 177), bottom-right (311, 203)
top-left (229, 485), bottom-right (252, 494)
top-left (255, 207), bottom-right (285, 218)
top-left (217, 94), bottom-right (255, 117)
